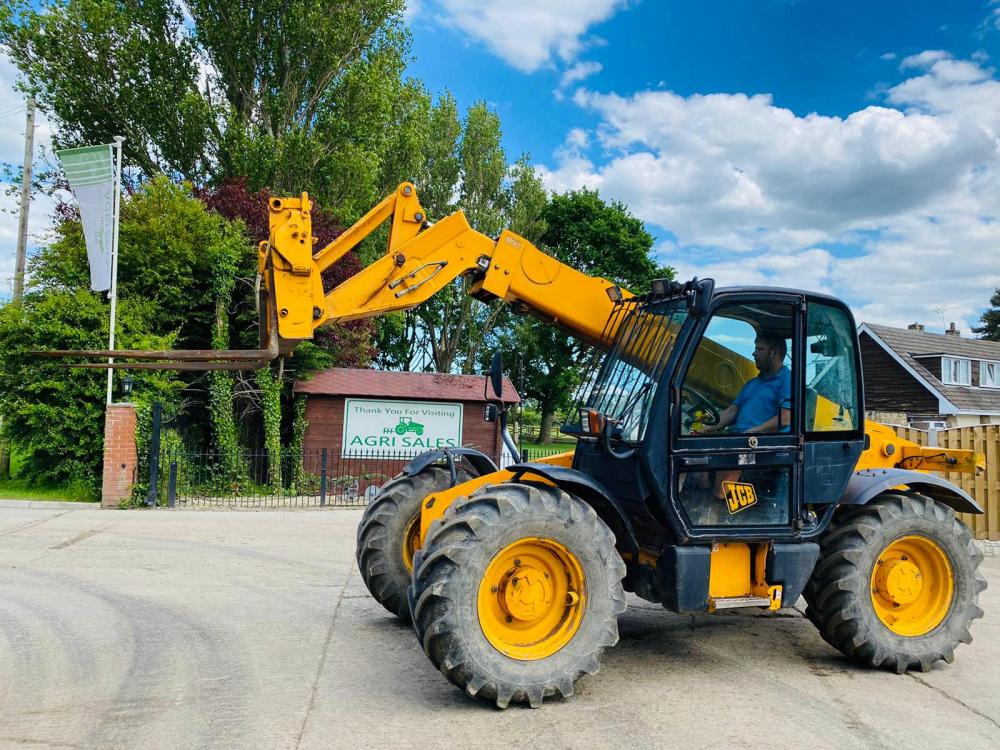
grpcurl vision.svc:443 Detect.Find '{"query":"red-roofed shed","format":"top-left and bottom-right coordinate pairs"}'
top-left (293, 368), bottom-right (520, 469)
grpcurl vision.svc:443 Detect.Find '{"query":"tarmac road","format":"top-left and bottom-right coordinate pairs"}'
top-left (0, 504), bottom-right (997, 749)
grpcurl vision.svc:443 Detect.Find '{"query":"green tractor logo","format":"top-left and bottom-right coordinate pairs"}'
top-left (392, 417), bottom-right (425, 436)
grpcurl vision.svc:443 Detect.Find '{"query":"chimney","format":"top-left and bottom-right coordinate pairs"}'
top-left (907, 323), bottom-right (925, 332)
top-left (945, 322), bottom-right (960, 337)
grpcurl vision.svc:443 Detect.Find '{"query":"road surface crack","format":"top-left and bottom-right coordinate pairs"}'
top-left (294, 566), bottom-right (351, 748)
top-left (908, 674), bottom-right (1000, 730)
top-left (50, 525), bottom-right (108, 549)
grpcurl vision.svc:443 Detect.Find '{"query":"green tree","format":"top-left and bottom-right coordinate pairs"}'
top-left (540, 188), bottom-right (664, 288)
top-left (416, 92), bottom-right (462, 219)
top-left (32, 178), bottom-right (254, 351)
top-left (0, 292), bottom-right (181, 491)
top-left (0, 0), bottom-right (214, 177)
top-left (416, 101), bottom-right (510, 374)
top-left (971, 288), bottom-right (1000, 341)
top-left (506, 189), bottom-right (671, 443)
top-left (506, 155), bottom-right (548, 243)
top-left (0, 179), bottom-right (254, 488)
top-left (0, 0), bottom-right (421, 217)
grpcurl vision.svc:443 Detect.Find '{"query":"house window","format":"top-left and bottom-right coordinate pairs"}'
top-left (941, 357), bottom-right (971, 386)
top-left (982, 360), bottom-right (1000, 389)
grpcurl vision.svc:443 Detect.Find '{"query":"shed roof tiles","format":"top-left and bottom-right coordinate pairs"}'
top-left (294, 367), bottom-right (521, 404)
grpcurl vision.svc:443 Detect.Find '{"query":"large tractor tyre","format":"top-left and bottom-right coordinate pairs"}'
top-left (357, 465), bottom-right (473, 621)
top-left (804, 493), bottom-right (986, 673)
top-left (410, 482), bottom-right (627, 709)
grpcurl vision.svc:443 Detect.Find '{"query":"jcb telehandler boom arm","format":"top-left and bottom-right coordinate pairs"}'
top-left (261, 182), bottom-right (630, 354)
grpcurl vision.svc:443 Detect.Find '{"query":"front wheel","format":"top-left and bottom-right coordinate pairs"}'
top-left (356, 465), bottom-right (472, 621)
top-left (410, 482), bottom-right (627, 708)
top-left (804, 493), bottom-right (986, 673)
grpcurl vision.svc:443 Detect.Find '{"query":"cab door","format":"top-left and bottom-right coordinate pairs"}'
top-left (802, 298), bottom-right (865, 504)
top-left (669, 294), bottom-right (803, 538)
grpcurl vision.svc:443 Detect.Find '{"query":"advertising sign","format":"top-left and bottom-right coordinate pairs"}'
top-left (342, 399), bottom-right (463, 457)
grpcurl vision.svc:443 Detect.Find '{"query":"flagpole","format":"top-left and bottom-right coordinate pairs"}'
top-left (106, 136), bottom-right (125, 405)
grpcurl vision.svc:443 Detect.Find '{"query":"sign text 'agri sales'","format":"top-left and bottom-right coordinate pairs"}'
top-left (342, 399), bottom-right (463, 457)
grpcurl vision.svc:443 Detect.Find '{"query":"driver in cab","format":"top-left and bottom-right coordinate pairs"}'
top-left (697, 334), bottom-right (791, 436)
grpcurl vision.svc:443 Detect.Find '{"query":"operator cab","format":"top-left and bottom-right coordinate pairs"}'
top-left (568, 280), bottom-right (865, 545)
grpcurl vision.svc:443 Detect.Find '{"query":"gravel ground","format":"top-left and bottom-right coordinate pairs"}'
top-left (0, 504), bottom-right (997, 749)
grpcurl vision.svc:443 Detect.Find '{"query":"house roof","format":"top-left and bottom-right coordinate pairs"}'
top-left (293, 367), bottom-right (521, 404)
top-left (860, 323), bottom-right (1000, 414)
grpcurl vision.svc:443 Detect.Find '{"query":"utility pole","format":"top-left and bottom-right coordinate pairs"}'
top-left (1, 96), bottom-right (34, 479)
top-left (12, 96), bottom-right (35, 303)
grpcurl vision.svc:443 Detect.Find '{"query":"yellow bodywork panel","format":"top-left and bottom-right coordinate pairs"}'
top-left (857, 420), bottom-right (984, 473)
top-left (418, 451), bottom-right (574, 546)
top-left (708, 542), bottom-right (782, 611)
top-left (709, 543), bottom-right (752, 598)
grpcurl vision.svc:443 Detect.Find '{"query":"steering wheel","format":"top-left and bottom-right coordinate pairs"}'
top-left (600, 419), bottom-right (637, 460)
top-left (681, 385), bottom-right (720, 430)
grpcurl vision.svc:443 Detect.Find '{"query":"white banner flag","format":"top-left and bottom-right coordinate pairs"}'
top-left (57, 144), bottom-right (115, 291)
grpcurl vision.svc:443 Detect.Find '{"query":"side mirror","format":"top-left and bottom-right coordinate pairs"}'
top-left (688, 277), bottom-right (715, 318)
top-left (488, 351), bottom-right (504, 400)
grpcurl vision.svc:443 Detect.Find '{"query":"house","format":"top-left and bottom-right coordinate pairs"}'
top-left (858, 322), bottom-right (1000, 428)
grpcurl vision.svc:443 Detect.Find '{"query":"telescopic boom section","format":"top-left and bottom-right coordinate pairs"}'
top-left (262, 182), bottom-right (631, 354)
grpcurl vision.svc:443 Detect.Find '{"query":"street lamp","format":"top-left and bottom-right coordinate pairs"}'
top-left (121, 373), bottom-right (134, 399)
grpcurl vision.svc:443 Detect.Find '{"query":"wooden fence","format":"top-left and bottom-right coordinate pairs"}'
top-left (889, 424), bottom-right (999, 541)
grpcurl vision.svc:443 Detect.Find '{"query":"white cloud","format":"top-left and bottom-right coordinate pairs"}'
top-left (880, 52), bottom-right (897, 61)
top-left (538, 53), bottom-right (1000, 331)
top-left (555, 60), bottom-right (602, 100)
top-left (431, 0), bottom-right (628, 72)
top-left (560, 60), bottom-right (602, 88)
top-left (899, 50), bottom-right (951, 70)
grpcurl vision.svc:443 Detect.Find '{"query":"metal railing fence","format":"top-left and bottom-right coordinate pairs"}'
top-left (143, 448), bottom-right (422, 509)
top-left (136, 441), bottom-right (584, 509)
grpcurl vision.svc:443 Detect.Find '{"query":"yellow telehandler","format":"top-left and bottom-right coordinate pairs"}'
top-left (48, 182), bottom-right (987, 708)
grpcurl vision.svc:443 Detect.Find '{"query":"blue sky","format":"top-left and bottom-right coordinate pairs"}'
top-left (406, 0), bottom-right (1000, 332)
top-left (0, 1), bottom-right (998, 334)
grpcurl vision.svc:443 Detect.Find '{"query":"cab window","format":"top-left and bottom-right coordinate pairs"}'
top-left (679, 303), bottom-right (795, 436)
top-left (805, 302), bottom-right (860, 433)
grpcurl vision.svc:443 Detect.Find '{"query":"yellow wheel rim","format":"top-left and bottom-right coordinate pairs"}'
top-left (401, 514), bottom-right (421, 574)
top-left (870, 535), bottom-right (954, 637)
top-left (477, 538), bottom-right (586, 660)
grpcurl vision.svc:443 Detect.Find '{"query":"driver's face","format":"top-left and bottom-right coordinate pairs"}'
top-left (752, 339), bottom-right (773, 371)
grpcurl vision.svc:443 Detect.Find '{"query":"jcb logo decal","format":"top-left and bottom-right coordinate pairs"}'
top-left (722, 481), bottom-right (757, 514)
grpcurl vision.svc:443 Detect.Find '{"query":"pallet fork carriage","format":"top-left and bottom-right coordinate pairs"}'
top-left (40, 182), bottom-right (988, 708)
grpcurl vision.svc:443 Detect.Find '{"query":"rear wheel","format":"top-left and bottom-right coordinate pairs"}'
top-left (804, 493), bottom-right (986, 673)
top-left (410, 482), bottom-right (627, 708)
top-left (356, 465), bottom-right (472, 621)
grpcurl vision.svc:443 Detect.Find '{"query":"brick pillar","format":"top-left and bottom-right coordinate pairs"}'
top-left (102, 404), bottom-right (138, 508)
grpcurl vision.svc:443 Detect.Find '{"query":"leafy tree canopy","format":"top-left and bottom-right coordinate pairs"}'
top-left (0, 292), bottom-right (181, 490)
top-left (0, 178), bottom-right (252, 486)
top-left (0, 0), bottom-right (422, 218)
top-left (32, 177), bottom-right (253, 350)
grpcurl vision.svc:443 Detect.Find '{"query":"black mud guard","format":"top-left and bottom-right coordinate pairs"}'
top-left (402, 448), bottom-right (499, 485)
top-left (839, 469), bottom-right (983, 515)
top-left (506, 462), bottom-right (640, 554)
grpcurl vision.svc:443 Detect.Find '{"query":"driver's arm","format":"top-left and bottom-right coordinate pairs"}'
top-left (700, 405), bottom-right (738, 434)
top-left (747, 406), bottom-right (792, 434)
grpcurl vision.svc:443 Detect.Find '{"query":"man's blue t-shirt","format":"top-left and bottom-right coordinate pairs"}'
top-left (732, 366), bottom-right (792, 433)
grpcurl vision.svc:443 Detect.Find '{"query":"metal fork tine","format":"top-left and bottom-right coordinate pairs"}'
top-left (33, 348), bottom-right (275, 361)
top-left (66, 361), bottom-right (270, 371)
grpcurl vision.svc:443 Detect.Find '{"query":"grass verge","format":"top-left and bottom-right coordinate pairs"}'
top-left (0, 479), bottom-right (98, 503)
